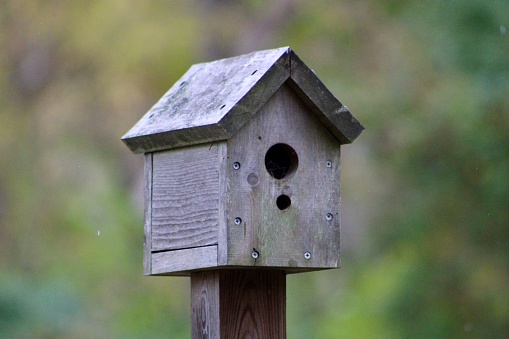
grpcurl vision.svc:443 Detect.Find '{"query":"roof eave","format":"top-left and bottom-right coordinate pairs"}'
top-left (122, 47), bottom-right (364, 154)
top-left (287, 50), bottom-right (364, 144)
top-left (122, 47), bottom-right (292, 154)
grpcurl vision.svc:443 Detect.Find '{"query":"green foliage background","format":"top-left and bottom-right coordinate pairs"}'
top-left (1, 0), bottom-right (508, 337)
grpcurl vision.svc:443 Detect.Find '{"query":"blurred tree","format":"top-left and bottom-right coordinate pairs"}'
top-left (315, 1), bottom-right (509, 337)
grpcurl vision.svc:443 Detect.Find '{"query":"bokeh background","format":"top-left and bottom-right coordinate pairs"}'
top-left (1, 0), bottom-right (509, 337)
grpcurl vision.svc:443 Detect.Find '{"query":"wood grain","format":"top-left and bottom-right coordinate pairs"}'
top-left (288, 50), bottom-right (364, 144)
top-left (217, 142), bottom-right (229, 266)
top-left (144, 153), bottom-right (153, 275)
top-left (151, 143), bottom-right (221, 252)
top-left (122, 47), bottom-right (291, 153)
top-left (191, 271), bottom-right (220, 337)
top-left (191, 270), bottom-right (286, 338)
top-left (226, 83), bottom-right (341, 270)
top-left (122, 47), bottom-right (363, 154)
top-left (151, 245), bottom-right (217, 275)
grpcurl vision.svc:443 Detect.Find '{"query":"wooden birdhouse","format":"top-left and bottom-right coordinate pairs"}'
top-left (122, 47), bottom-right (363, 276)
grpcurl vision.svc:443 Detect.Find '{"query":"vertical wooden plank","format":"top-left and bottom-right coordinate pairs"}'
top-left (191, 271), bottom-right (220, 338)
top-left (191, 270), bottom-right (286, 338)
top-left (143, 153), bottom-right (153, 275)
top-left (217, 142), bottom-right (229, 266)
top-left (226, 83), bottom-right (341, 269)
top-left (220, 270), bottom-right (286, 338)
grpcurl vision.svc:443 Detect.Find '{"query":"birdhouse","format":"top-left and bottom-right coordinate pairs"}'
top-left (122, 47), bottom-right (363, 276)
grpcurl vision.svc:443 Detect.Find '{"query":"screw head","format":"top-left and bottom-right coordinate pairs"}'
top-left (326, 160), bottom-right (332, 168)
top-left (252, 250), bottom-right (259, 259)
top-left (233, 162), bottom-right (241, 170)
top-left (326, 213), bottom-right (333, 221)
top-left (234, 217), bottom-right (242, 225)
top-left (304, 252), bottom-right (311, 260)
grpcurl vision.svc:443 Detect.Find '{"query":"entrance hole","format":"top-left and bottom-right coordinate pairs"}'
top-left (264, 143), bottom-right (298, 179)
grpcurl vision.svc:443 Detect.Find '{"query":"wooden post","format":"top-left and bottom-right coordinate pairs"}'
top-left (191, 270), bottom-right (286, 338)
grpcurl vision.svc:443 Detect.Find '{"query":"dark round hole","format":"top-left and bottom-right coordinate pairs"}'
top-left (265, 143), bottom-right (298, 179)
top-left (276, 194), bottom-right (291, 210)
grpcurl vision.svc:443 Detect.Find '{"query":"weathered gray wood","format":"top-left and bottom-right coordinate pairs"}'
top-left (146, 84), bottom-right (344, 274)
top-left (191, 270), bottom-right (286, 338)
top-left (287, 50), bottom-right (364, 144)
top-left (122, 47), bottom-right (363, 154)
top-left (216, 142), bottom-right (229, 266)
top-left (144, 153), bottom-right (153, 275)
top-left (217, 51), bottom-right (289, 139)
top-left (151, 143), bottom-right (221, 252)
top-left (226, 83), bottom-right (341, 270)
top-left (124, 47), bottom-right (366, 275)
top-left (122, 47), bottom-right (291, 153)
top-left (151, 245), bottom-right (217, 275)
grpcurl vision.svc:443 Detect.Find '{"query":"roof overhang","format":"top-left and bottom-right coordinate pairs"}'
top-left (123, 47), bottom-right (363, 154)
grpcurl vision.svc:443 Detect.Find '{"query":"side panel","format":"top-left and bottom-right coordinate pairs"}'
top-left (144, 153), bottom-right (153, 275)
top-left (216, 142), bottom-right (229, 266)
top-left (151, 143), bottom-right (222, 252)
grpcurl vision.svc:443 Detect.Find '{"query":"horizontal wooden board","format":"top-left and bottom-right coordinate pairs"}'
top-left (151, 245), bottom-right (218, 275)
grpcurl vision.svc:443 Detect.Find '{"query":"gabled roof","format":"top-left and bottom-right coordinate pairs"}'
top-left (122, 47), bottom-right (363, 153)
